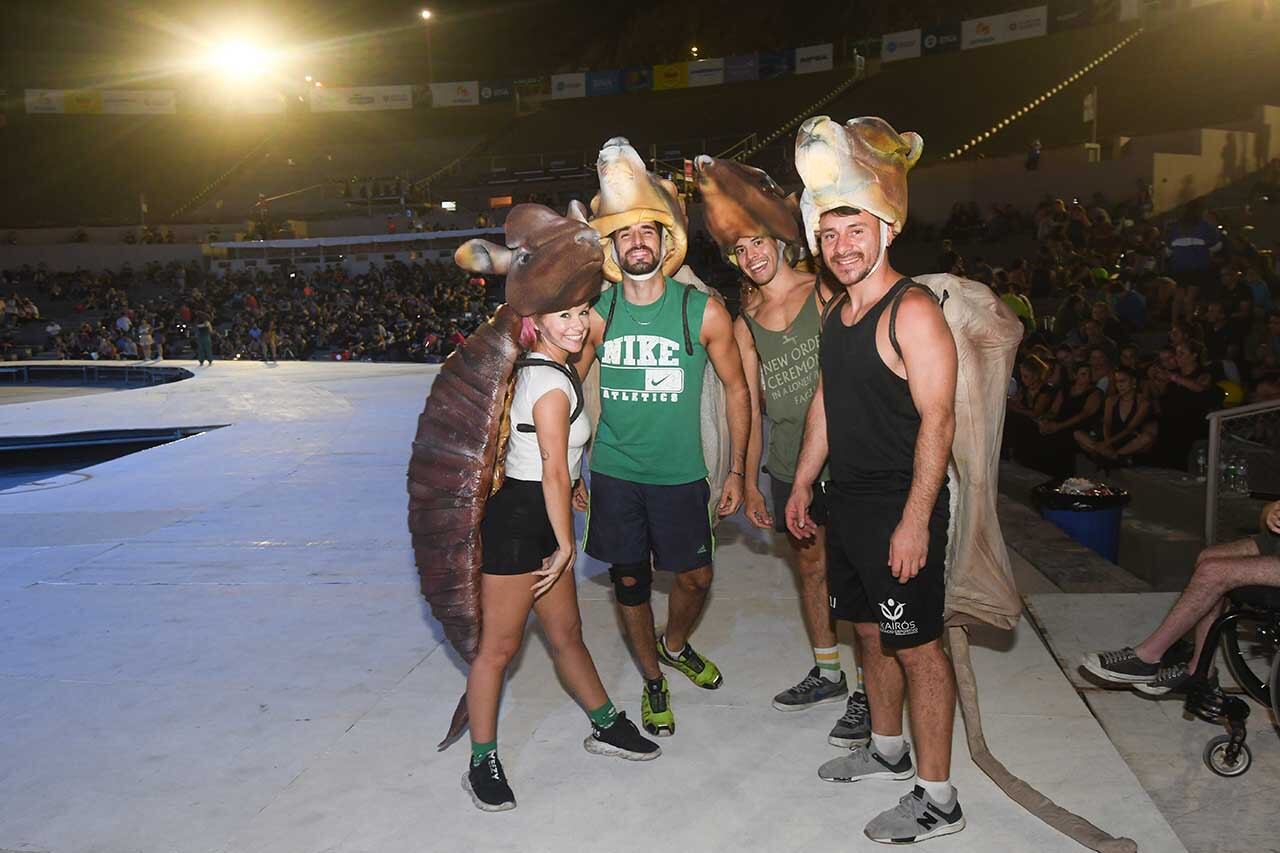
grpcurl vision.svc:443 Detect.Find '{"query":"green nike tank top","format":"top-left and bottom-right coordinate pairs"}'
top-left (592, 277), bottom-right (709, 485)
top-left (744, 292), bottom-right (828, 484)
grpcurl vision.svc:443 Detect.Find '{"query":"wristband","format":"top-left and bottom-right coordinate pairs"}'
top-left (728, 469), bottom-right (745, 477)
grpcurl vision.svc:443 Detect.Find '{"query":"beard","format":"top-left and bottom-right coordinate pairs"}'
top-left (621, 247), bottom-right (660, 276)
top-left (824, 242), bottom-right (880, 287)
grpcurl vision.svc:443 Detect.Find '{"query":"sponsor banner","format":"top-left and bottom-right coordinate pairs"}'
top-left (479, 80), bottom-right (514, 103)
top-left (795, 43), bottom-right (834, 74)
top-left (922, 22), bottom-right (962, 55)
top-left (186, 89), bottom-right (284, 114)
top-left (100, 90), bottom-right (177, 114)
top-left (758, 49), bottom-right (794, 79)
top-left (25, 89), bottom-right (104, 114)
top-left (622, 66), bottom-right (652, 92)
top-left (687, 57), bottom-right (725, 87)
top-left (313, 84), bottom-right (414, 112)
top-left (1048, 0), bottom-right (1093, 31)
top-left (514, 76), bottom-right (550, 97)
top-left (427, 82), bottom-right (478, 108)
top-left (587, 70), bottom-right (623, 97)
top-left (724, 53), bottom-right (759, 83)
top-left (881, 29), bottom-right (922, 62)
top-left (550, 72), bottom-right (586, 99)
top-left (962, 6), bottom-right (1048, 50)
top-left (652, 62), bottom-right (688, 90)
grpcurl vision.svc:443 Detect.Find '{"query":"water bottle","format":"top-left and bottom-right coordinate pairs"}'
top-left (1221, 455), bottom-right (1236, 494)
top-left (1236, 456), bottom-right (1250, 496)
top-left (1195, 447), bottom-right (1207, 480)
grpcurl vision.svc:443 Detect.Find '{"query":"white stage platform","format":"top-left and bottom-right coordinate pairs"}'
top-left (0, 361), bottom-right (1184, 852)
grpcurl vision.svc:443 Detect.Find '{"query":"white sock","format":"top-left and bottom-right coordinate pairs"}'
top-left (871, 732), bottom-right (907, 762)
top-left (814, 645), bottom-right (842, 682)
top-left (662, 635), bottom-right (685, 657)
top-left (918, 777), bottom-right (955, 807)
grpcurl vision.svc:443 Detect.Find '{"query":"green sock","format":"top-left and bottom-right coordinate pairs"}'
top-left (856, 665), bottom-right (865, 693)
top-left (588, 699), bottom-right (618, 729)
top-left (470, 740), bottom-right (497, 767)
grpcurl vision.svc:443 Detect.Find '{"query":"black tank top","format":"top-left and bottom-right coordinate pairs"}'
top-left (821, 278), bottom-right (941, 499)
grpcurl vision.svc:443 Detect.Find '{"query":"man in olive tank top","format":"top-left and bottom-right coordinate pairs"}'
top-left (573, 140), bottom-right (750, 738)
top-left (786, 117), bottom-right (966, 844)
top-left (694, 152), bottom-right (873, 749)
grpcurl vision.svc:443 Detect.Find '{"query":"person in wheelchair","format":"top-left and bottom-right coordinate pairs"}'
top-left (1082, 498), bottom-right (1280, 695)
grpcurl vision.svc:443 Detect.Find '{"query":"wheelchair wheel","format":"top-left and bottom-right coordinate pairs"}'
top-left (1203, 735), bottom-right (1252, 777)
top-left (1222, 616), bottom-right (1275, 707)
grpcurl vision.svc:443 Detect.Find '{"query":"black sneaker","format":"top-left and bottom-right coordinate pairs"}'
top-left (1135, 663), bottom-right (1195, 696)
top-left (828, 690), bottom-right (871, 748)
top-left (1080, 647), bottom-right (1159, 684)
top-left (462, 751), bottom-right (516, 812)
top-left (773, 667), bottom-right (849, 711)
top-left (584, 711), bottom-right (662, 761)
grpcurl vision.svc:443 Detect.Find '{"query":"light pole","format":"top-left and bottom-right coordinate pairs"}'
top-left (420, 9), bottom-right (434, 84)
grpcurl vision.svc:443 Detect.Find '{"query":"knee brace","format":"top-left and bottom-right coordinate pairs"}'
top-left (609, 561), bottom-right (652, 607)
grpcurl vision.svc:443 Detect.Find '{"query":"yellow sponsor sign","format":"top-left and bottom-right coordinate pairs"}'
top-left (62, 90), bottom-right (103, 114)
top-left (652, 62), bottom-right (688, 91)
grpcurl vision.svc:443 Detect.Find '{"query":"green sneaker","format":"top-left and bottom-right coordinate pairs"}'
top-left (656, 635), bottom-right (724, 689)
top-left (641, 677), bottom-right (675, 737)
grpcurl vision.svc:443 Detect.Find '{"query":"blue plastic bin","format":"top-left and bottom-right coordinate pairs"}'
top-left (1033, 480), bottom-right (1130, 563)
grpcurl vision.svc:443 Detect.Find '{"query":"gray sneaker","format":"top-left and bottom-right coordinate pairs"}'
top-left (864, 785), bottom-right (965, 844)
top-left (773, 667), bottom-right (848, 711)
top-left (828, 690), bottom-right (871, 747)
top-left (818, 742), bottom-right (913, 783)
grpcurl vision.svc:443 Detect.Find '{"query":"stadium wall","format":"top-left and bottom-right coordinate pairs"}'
top-left (0, 244), bottom-right (204, 272)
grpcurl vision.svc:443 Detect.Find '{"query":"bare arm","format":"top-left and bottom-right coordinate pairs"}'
top-left (784, 374), bottom-right (828, 540)
top-left (531, 387), bottom-right (575, 596)
top-left (703, 298), bottom-right (750, 516)
top-left (734, 313), bottom-right (771, 527)
top-left (896, 293), bottom-right (957, 533)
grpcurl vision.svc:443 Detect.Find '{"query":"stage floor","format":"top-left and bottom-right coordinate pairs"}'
top-left (0, 361), bottom-right (1184, 852)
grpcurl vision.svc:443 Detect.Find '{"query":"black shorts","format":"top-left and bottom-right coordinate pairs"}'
top-left (1172, 267), bottom-right (1213, 295)
top-left (769, 477), bottom-right (830, 534)
top-left (481, 478), bottom-right (556, 575)
top-left (584, 471), bottom-right (713, 573)
top-left (825, 490), bottom-right (950, 649)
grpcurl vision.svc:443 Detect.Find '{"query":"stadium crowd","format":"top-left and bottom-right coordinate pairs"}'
top-left (0, 259), bottom-right (493, 365)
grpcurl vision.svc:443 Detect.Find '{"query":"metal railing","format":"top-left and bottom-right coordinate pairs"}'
top-left (1205, 398), bottom-right (1280, 544)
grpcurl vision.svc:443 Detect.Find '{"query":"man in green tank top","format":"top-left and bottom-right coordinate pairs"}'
top-left (575, 212), bottom-right (750, 738)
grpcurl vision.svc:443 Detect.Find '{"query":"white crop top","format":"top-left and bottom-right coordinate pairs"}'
top-left (503, 353), bottom-right (592, 481)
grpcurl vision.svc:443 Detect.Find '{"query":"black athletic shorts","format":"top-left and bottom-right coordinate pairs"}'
top-left (481, 478), bottom-right (557, 575)
top-left (768, 477), bottom-right (830, 534)
top-left (825, 489), bottom-right (950, 650)
top-left (584, 470), bottom-right (713, 573)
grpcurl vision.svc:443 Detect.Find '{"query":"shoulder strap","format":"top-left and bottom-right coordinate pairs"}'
top-left (602, 286), bottom-right (619, 340)
top-left (681, 283), bottom-right (694, 355)
top-left (820, 289), bottom-right (849, 335)
top-left (512, 356), bottom-right (585, 434)
top-left (887, 278), bottom-right (948, 361)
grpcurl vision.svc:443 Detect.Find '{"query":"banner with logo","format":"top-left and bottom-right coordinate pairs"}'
top-left (550, 72), bottom-right (586, 100)
top-left (313, 85), bottom-right (414, 112)
top-left (758, 49), bottom-right (794, 79)
top-left (795, 43), bottom-right (834, 74)
top-left (962, 6), bottom-right (1048, 50)
top-left (97, 90), bottom-right (177, 114)
top-left (724, 54), bottom-right (759, 83)
top-left (652, 62), bottom-right (688, 90)
top-left (622, 66), bottom-right (652, 93)
top-left (881, 30), bottom-right (922, 62)
top-left (25, 89), bottom-right (103, 114)
top-left (426, 82), bottom-right (477, 108)
top-left (587, 70), bottom-right (623, 97)
top-left (922, 22), bottom-right (962, 55)
top-left (514, 76), bottom-right (550, 98)
top-left (479, 80), bottom-right (513, 103)
top-left (687, 57), bottom-right (725, 87)
top-left (186, 89), bottom-right (285, 114)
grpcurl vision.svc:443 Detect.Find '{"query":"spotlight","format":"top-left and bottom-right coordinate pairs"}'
top-left (305, 75), bottom-right (313, 82)
top-left (420, 9), bottom-right (433, 20)
top-left (207, 40), bottom-right (274, 82)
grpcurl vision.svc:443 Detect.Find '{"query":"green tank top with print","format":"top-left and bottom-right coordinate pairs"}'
top-left (743, 292), bottom-right (829, 484)
top-left (592, 277), bottom-right (709, 485)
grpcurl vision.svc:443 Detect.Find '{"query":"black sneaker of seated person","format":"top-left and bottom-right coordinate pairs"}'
top-left (584, 711), bottom-right (662, 761)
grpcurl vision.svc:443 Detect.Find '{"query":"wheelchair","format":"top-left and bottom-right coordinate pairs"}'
top-left (1182, 585), bottom-right (1280, 777)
